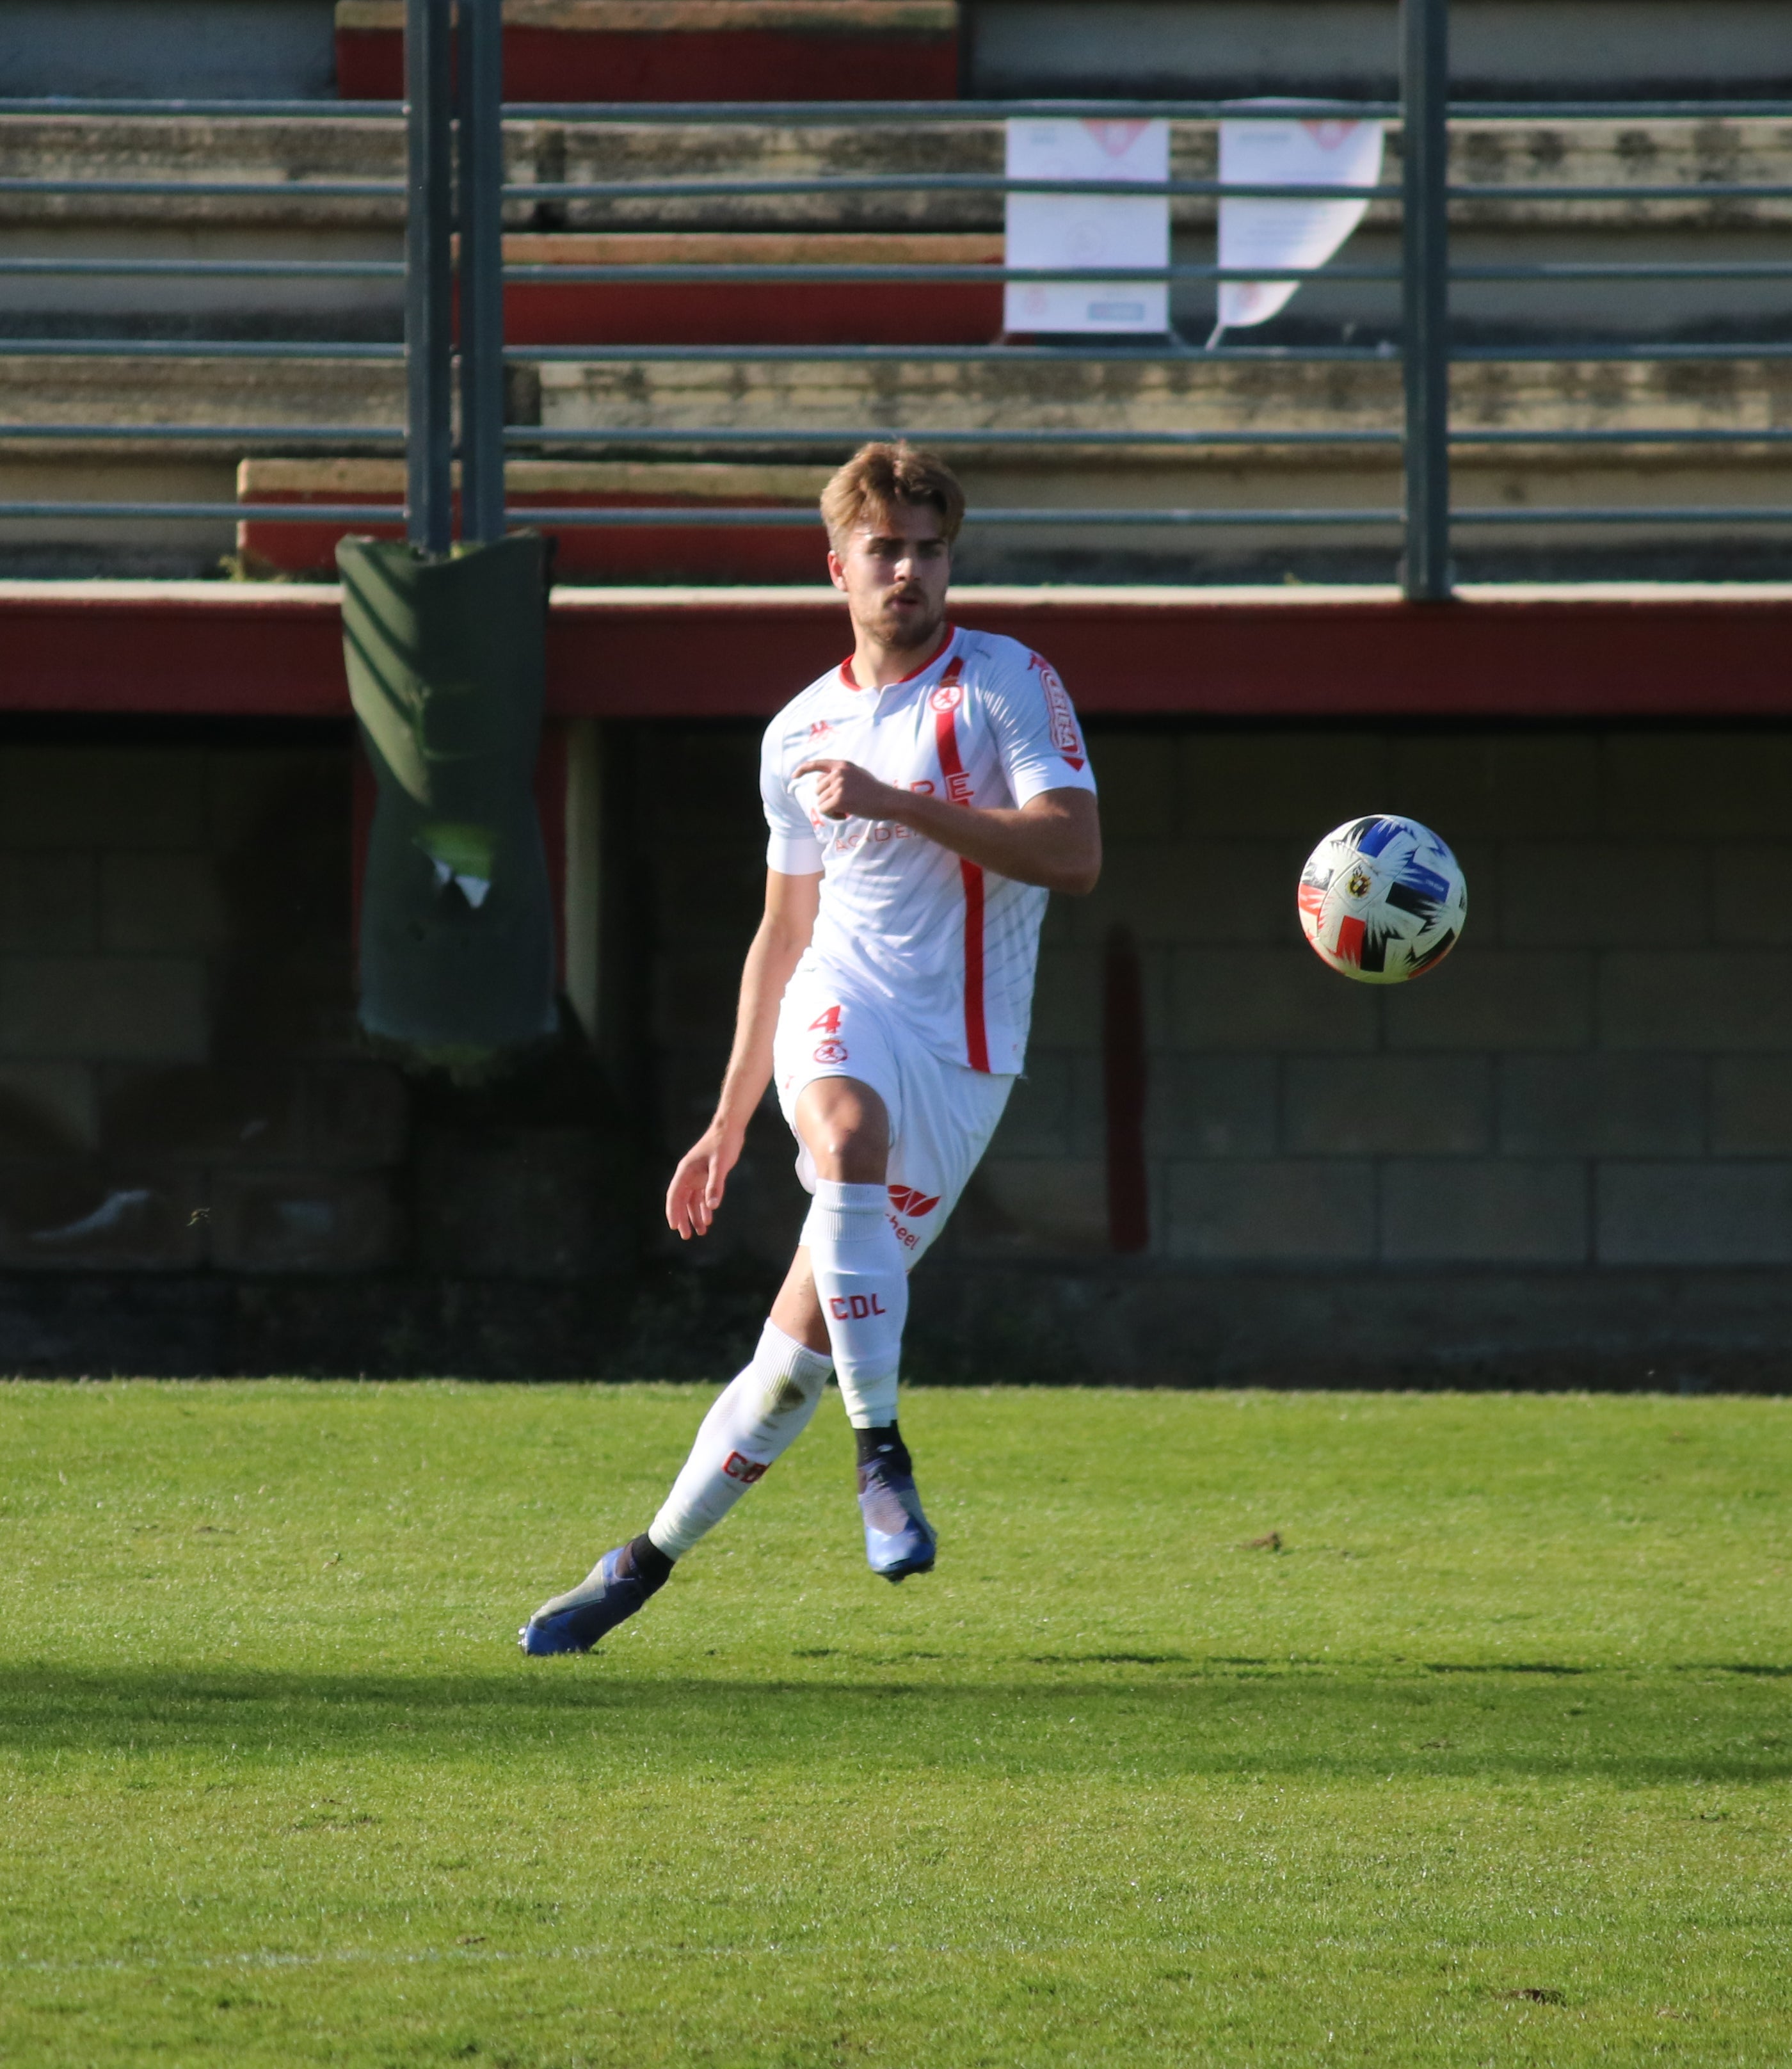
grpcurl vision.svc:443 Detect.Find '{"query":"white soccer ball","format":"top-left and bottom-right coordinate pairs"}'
top-left (1297, 814), bottom-right (1467, 983)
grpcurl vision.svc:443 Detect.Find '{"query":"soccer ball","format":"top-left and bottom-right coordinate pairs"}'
top-left (1297, 815), bottom-right (1466, 983)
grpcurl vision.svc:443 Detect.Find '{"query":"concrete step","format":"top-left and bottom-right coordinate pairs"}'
top-left (4, 111), bottom-right (1787, 234)
top-left (523, 347), bottom-right (1792, 442)
top-left (11, 343), bottom-right (1791, 451)
top-left (497, 232), bottom-right (1002, 342)
top-left (335, 0), bottom-right (961, 102)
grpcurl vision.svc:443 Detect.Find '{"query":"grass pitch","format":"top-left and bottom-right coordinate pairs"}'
top-left (1, 1382), bottom-right (1789, 2067)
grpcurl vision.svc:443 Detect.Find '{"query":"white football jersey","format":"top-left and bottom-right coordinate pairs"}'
top-left (760, 624), bottom-right (1098, 1075)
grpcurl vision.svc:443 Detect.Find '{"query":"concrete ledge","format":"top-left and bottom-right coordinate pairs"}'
top-left (6, 578), bottom-right (1792, 718)
top-left (908, 1262), bottom-right (1792, 1392)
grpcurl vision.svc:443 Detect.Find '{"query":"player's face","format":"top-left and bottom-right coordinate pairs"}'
top-left (828, 501), bottom-right (952, 654)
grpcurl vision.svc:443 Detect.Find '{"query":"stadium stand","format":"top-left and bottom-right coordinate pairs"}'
top-left (5, 99), bottom-right (1792, 581)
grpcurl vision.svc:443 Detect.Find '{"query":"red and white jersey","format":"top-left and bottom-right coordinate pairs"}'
top-left (760, 624), bottom-right (1098, 1075)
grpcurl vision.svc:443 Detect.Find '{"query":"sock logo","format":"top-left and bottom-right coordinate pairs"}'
top-left (886, 1184), bottom-right (940, 1218)
top-left (722, 1450), bottom-right (769, 1484)
top-left (828, 1293), bottom-right (887, 1321)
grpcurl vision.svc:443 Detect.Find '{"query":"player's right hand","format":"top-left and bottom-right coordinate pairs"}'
top-left (665, 1123), bottom-right (744, 1240)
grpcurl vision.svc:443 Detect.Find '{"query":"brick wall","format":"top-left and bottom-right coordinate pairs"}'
top-left (999, 724), bottom-right (1792, 1275)
top-left (643, 718), bottom-right (1792, 1385)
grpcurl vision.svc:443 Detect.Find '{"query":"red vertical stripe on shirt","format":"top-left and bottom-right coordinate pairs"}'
top-left (931, 659), bottom-right (990, 1072)
top-left (957, 857), bottom-right (989, 1072)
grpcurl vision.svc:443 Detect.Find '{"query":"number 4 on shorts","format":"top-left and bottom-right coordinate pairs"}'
top-left (808, 1006), bottom-right (842, 1034)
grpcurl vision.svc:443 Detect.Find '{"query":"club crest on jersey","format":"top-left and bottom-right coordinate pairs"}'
top-left (813, 1039), bottom-right (849, 1065)
top-left (887, 1184), bottom-right (941, 1218)
top-left (808, 718), bottom-right (834, 740)
top-left (929, 681), bottom-right (964, 714)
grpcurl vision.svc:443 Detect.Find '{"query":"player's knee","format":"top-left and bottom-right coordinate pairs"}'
top-left (797, 1079), bottom-right (889, 1169)
top-left (799, 1107), bottom-right (888, 1182)
top-left (812, 1136), bottom-right (886, 1184)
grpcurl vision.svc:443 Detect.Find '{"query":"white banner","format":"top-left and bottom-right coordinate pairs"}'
top-left (1213, 108), bottom-right (1384, 339)
top-left (1004, 117), bottom-right (1170, 335)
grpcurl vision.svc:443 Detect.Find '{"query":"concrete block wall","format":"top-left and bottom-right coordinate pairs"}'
top-left (0, 736), bottom-right (639, 1310)
top-left (639, 718), bottom-right (1792, 1290)
top-left (0, 736), bottom-right (412, 1275)
top-left (952, 722), bottom-right (1792, 1273)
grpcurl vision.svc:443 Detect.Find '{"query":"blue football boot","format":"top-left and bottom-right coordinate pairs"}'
top-left (518, 1543), bottom-right (665, 1655)
top-left (858, 1456), bottom-right (937, 1581)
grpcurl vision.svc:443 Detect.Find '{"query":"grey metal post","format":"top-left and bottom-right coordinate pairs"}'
top-left (405, 0), bottom-right (453, 555)
top-left (458, 0), bottom-right (506, 545)
top-left (1400, 0), bottom-right (1451, 600)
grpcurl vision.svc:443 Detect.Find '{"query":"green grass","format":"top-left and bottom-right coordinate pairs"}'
top-left (1, 1382), bottom-right (1789, 2066)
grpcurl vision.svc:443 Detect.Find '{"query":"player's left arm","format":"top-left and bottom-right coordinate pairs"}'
top-left (792, 767), bottom-right (1100, 894)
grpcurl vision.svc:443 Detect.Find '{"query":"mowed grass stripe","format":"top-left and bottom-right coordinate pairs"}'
top-left (1, 1382), bottom-right (1788, 2065)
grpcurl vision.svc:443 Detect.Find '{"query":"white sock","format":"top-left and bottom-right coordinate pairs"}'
top-left (803, 1179), bottom-right (907, 1429)
top-left (647, 1321), bottom-right (832, 1558)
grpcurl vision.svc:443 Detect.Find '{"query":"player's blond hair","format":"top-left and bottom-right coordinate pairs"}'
top-left (820, 441), bottom-right (966, 551)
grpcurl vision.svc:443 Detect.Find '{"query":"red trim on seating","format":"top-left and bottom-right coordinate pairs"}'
top-left (502, 278), bottom-right (1000, 348)
top-left (335, 23), bottom-right (957, 102)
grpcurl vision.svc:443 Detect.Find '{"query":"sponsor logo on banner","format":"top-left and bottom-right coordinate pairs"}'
top-left (813, 1039), bottom-right (849, 1065)
top-left (722, 1451), bottom-right (767, 1484)
top-left (888, 1184), bottom-right (941, 1218)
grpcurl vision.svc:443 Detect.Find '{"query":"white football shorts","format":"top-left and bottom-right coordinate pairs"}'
top-left (772, 966), bottom-right (1014, 1266)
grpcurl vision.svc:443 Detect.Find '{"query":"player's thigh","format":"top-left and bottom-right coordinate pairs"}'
top-left (884, 1051), bottom-right (1015, 1265)
top-left (773, 981), bottom-right (904, 1186)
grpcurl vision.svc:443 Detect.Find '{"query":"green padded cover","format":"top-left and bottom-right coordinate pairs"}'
top-left (338, 533), bottom-right (557, 1060)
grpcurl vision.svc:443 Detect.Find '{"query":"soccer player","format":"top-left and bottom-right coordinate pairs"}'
top-left (520, 442), bottom-right (1101, 1655)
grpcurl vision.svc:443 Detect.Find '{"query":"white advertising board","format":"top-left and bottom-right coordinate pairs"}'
top-left (1004, 117), bottom-right (1171, 335)
top-left (1213, 109), bottom-right (1384, 339)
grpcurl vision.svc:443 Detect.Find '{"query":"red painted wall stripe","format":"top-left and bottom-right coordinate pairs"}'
top-left (12, 585), bottom-right (1792, 720)
top-left (931, 657), bottom-right (990, 1073)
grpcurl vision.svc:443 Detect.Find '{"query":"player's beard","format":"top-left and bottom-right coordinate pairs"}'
top-left (872, 584), bottom-right (947, 661)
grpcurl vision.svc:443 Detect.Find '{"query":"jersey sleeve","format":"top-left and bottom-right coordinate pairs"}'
top-left (760, 720), bottom-right (825, 876)
top-left (984, 647), bottom-right (1099, 807)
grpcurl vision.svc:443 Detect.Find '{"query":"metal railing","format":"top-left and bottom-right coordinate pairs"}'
top-left (2, 0), bottom-right (1791, 591)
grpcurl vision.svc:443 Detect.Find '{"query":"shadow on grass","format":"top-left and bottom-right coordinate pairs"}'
top-left (3, 1662), bottom-right (1789, 1785)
